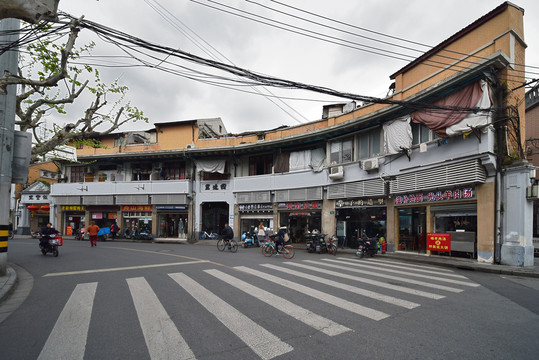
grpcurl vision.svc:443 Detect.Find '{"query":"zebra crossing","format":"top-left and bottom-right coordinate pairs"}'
top-left (36, 258), bottom-right (480, 360)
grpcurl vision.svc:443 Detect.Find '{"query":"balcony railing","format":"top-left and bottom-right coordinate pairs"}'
top-left (51, 180), bottom-right (191, 196)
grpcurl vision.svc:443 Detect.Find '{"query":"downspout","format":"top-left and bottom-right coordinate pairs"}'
top-left (494, 75), bottom-right (504, 264)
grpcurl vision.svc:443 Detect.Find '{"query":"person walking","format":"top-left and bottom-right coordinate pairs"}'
top-left (257, 222), bottom-right (266, 242)
top-left (87, 221), bottom-right (100, 247)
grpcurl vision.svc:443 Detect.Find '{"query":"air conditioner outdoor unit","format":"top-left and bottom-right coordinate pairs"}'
top-left (329, 165), bottom-right (344, 180)
top-left (362, 158), bottom-right (379, 171)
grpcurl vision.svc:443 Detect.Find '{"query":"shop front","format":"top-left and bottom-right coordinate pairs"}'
top-left (278, 201), bottom-right (322, 243)
top-left (61, 205), bottom-right (86, 235)
top-left (121, 205), bottom-right (152, 237)
top-left (156, 205), bottom-right (188, 238)
top-left (394, 187), bottom-right (477, 258)
top-left (88, 205), bottom-right (119, 230)
top-left (238, 203), bottom-right (274, 236)
top-left (335, 197), bottom-right (387, 249)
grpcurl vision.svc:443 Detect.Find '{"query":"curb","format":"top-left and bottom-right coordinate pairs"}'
top-left (0, 265), bottom-right (17, 304)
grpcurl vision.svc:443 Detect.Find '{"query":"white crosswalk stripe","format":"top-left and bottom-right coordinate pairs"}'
top-left (308, 259), bottom-right (465, 293)
top-left (260, 263), bottom-right (420, 309)
top-left (169, 272), bottom-right (294, 360)
top-left (332, 258), bottom-right (480, 287)
top-left (35, 257), bottom-right (480, 360)
top-left (126, 277), bottom-right (196, 360)
top-left (204, 268), bottom-right (351, 336)
top-left (365, 258), bottom-right (458, 273)
top-left (364, 258), bottom-right (469, 278)
top-left (38, 282), bottom-right (97, 360)
top-left (235, 266), bottom-right (390, 321)
top-left (279, 262), bottom-right (444, 300)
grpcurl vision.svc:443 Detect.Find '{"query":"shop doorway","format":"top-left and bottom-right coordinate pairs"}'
top-left (398, 207), bottom-right (427, 253)
top-left (201, 202), bottom-right (229, 235)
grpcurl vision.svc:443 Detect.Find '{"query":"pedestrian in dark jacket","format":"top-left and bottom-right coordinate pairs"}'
top-left (275, 227), bottom-right (287, 253)
top-left (221, 223), bottom-right (234, 241)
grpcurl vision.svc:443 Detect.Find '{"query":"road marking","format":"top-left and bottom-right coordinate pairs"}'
top-left (261, 263), bottom-right (420, 309)
top-left (127, 277), bottom-right (195, 360)
top-left (361, 258), bottom-right (457, 272)
top-left (38, 282), bottom-right (97, 360)
top-left (333, 258), bottom-right (479, 287)
top-left (364, 259), bottom-right (468, 278)
top-left (311, 260), bottom-right (464, 293)
top-left (285, 262), bottom-right (444, 300)
top-left (205, 268), bottom-right (351, 336)
top-left (235, 266), bottom-right (389, 321)
top-left (43, 260), bottom-right (209, 277)
top-left (169, 272), bottom-right (293, 360)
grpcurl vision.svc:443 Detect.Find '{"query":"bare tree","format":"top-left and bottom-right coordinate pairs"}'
top-left (0, 17), bottom-right (147, 162)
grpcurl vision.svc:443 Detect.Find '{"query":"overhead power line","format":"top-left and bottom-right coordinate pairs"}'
top-left (53, 13), bottom-right (496, 116)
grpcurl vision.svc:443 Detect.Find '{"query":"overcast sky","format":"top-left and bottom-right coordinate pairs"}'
top-left (57, 0), bottom-right (539, 134)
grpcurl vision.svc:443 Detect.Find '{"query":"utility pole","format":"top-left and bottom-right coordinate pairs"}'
top-left (0, 18), bottom-right (19, 275)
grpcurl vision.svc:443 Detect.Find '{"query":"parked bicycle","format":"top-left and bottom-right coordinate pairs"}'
top-left (262, 238), bottom-right (295, 259)
top-left (200, 230), bottom-right (219, 240)
top-left (217, 238), bottom-right (238, 253)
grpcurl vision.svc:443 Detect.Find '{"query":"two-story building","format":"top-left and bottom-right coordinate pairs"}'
top-left (50, 2), bottom-right (534, 265)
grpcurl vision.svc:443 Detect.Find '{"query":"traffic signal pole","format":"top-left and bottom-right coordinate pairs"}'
top-left (0, 18), bottom-right (19, 275)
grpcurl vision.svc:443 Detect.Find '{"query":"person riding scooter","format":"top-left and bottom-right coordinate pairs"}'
top-left (40, 222), bottom-right (60, 251)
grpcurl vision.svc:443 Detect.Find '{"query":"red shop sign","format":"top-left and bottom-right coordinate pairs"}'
top-left (427, 233), bottom-right (451, 252)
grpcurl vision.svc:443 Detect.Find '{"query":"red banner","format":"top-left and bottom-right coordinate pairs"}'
top-left (427, 233), bottom-right (451, 252)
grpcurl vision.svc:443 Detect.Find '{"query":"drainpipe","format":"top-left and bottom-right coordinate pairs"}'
top-left (494, 75), bottom-right (504, 264)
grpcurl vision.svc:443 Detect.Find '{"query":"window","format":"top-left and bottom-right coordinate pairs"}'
top-left (161, 163), bottom-right (186, 180)
top-left (330, 138), bottom-right (353, 165)
top-left (249, 154), bottom-right (273, 176)
top-left (132, 163), bottom-right (152, 181)
top-left (70, 166), bottom-right (85, 183)
top-left (358, 128), bottom-right (382, 160)
top-left (412, 123), bottom-right (438, 145)
top-left (202, 162), bottom-right (229, 180)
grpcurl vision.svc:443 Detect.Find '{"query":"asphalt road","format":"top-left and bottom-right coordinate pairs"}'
top-left (1, 238), bottom-right (538, 360)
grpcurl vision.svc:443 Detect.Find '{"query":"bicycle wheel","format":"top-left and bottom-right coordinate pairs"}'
top-left (262, 244), bottom-right (274, 257)
top-left (282, 245), bottom-right (295, 259)
top-left (216, 239), bottom-right (226, 251)
top-left (229, 240), bottom-right (238, 253)
top-left (211, 233), bottom-right (219, 240)
top-left (328, 244), bottom-right (337, 256)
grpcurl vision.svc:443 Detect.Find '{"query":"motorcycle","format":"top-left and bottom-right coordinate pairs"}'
top-left (356, 231), bottom-right (379, 258)
top-left (306, 231), bottom-right (331, 254)
top-left (39, 235), bottom-right (61, 257)
top-left (241, 231), bottom-right (259, 248)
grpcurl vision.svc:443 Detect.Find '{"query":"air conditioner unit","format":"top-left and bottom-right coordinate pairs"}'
top-left (329, 165), bottom-right (344, 180)
top-left (362, 158), bottom-right (379, 171)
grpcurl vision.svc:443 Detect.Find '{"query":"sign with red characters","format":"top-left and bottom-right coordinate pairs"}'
top-left (427, 233), bottom-right (451, 252)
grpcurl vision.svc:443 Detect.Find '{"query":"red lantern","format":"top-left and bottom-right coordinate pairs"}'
top-left (41, 205), bottom-right (50, 211)
top-left (27, 205), bottom-right (39, 211)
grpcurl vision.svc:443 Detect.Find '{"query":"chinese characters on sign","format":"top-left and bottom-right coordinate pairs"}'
top-left (61, 205), bottom-right (85, 211)
top-left (239, 204), bottom-right (273, 211)
top-left (121, 205), bottom-right (153, 211)
top-left (427, 233), bottom-right (451, 252)
top-left (335, 198), bottom-right (385, 208)
top-left (277, 201), bottom-right (321, 210)
top-left (395, 188), bottom-right (474, 205)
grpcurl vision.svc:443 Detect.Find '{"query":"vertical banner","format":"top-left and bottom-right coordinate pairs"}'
top-left (427, 233), bottom-right (451, 252)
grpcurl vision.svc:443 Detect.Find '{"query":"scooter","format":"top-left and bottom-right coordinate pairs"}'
top-left (306, 231), bottom-right (328, 253)
top-left (39, 235), bottom-right (61, 257)
top-left (241, 231), bottom-right (259, 247)
top-left (356, 231), bottom-right (379, 258)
